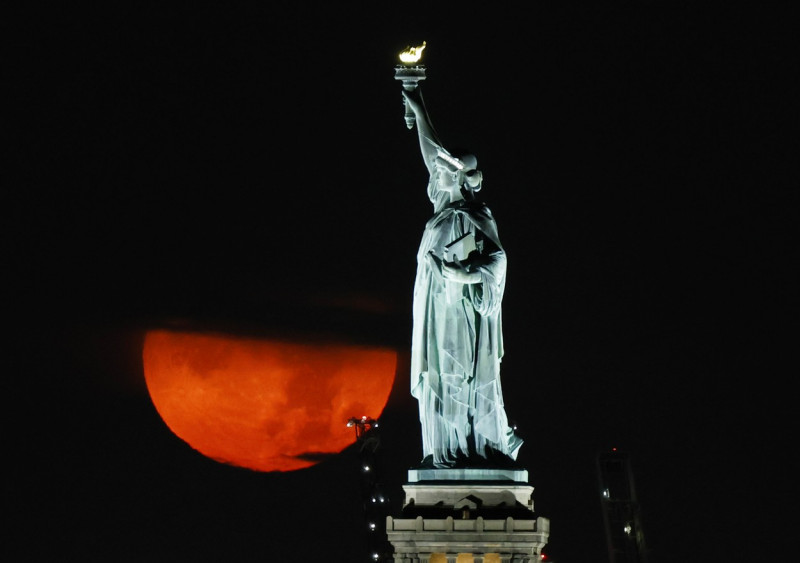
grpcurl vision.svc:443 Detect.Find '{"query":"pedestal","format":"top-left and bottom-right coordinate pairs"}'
top-left (386, 469), bottom-right (549, 563)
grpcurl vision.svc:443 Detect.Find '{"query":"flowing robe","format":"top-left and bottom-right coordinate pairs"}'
top-left (411, 178), bottom-right (522, 468)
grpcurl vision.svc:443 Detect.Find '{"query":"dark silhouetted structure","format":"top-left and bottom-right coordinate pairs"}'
top-left (597, 449), bottom-right (650, 563)
top-left (350, 416), bottom-right (392, 561)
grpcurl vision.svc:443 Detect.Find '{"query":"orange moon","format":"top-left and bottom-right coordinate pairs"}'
top-left (143, 329), bottom-right (397, 472)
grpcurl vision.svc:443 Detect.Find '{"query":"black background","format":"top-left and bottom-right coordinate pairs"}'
top-left (9, 3), bottom-right (793, 562)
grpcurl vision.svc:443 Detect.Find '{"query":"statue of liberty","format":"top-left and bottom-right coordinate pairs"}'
top-left (402, 86), bottom-right (523, 469)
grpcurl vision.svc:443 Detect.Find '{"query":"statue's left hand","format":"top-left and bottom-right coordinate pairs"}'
top-left (442, 261), bottom-right (481, 285)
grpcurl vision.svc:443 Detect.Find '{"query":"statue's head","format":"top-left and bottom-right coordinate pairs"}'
top-left (435, 150), bottom-right (483, 198)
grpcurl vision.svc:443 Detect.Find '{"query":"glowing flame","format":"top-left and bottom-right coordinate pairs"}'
top-left (399, 41), bottom-right (426, 64)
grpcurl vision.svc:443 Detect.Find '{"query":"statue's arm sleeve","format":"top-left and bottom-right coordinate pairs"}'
top-left (469, 240), bottom-right (506, 317)
top-left (406, 90), bottom-right (442, 174)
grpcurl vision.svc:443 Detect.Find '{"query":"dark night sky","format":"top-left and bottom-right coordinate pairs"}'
top-left (9, 3), bottom-right (793, 562)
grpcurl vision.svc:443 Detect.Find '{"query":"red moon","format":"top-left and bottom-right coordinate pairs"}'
top-left (143, 329), bottom-right (397, 472)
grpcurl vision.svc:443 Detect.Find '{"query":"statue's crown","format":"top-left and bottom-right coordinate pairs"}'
top-left (436, 149), bottom-right (465, 170)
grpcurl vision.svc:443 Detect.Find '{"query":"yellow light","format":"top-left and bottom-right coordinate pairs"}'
top-left (399, 41), bottom-right (426, 64)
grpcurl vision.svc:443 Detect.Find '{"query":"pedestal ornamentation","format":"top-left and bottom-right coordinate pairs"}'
top-left (387, 470), bottom-right (549, 563)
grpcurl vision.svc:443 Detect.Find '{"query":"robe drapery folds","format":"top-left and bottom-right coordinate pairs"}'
top-left (411, 178), bottom-right (522, 468)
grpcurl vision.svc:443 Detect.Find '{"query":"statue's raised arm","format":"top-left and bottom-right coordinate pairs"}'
top-left (402, 88), bottom-right (442, 175)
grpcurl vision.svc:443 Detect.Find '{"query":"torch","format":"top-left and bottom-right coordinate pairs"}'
top-left (394, 41), bottom-right (427, 129)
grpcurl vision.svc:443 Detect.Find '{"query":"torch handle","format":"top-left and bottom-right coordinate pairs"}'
top-left (403, 98), bottom-right (416, 130)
